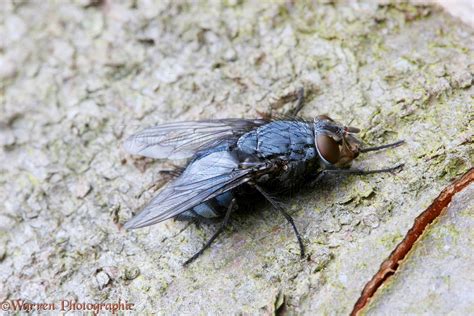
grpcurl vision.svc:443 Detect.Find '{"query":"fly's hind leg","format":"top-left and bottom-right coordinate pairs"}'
top-left (255, 185), bottom-right (305, 258)
top-left (158, 165), bottom-right (185, 180)
top-left (183, 198), bottom-right (237, 266)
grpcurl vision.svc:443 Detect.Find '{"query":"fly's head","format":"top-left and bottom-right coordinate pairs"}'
top-left (313, 115), bottom-right (362, 168)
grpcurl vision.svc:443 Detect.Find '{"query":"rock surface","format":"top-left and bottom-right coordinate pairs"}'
top-left (0, 1), bottom-right (472, 314)
top-left (366, 184), bottom-right (474, 315)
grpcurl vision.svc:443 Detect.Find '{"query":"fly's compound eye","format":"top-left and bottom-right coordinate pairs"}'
top-left (316, 134), bottom-right (340, 165)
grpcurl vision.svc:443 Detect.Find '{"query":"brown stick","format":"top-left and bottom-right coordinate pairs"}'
top-left (351, 168), bottom-right (474, 316)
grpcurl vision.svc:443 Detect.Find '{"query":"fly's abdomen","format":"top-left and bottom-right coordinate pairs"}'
top-left (175, 191), bottom-right (234, 221)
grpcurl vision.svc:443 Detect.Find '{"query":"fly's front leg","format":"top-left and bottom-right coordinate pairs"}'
top-left (318, 139), bottom-right (405, 179)
top-left (183, 198), bottom-right (237, 266)
top-left (309, 171), bottom-right (327, 188)
top-left (322, 163), bottom-right (404, 176)
top-left (311, 138), bottom-right (404, 188)
top-left (310, 164), bottom-right (404, 187)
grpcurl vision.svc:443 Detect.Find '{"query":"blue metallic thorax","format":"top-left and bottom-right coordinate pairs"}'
top-left (237, 120), bottom-right (318, 187)
top-left (237, 120), bottom-right (316, 160)
top-left (177, 120), bottom-right (318, 221)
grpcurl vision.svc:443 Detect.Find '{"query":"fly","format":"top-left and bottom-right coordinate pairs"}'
top-left (123, 89), bottom-right (404, 265)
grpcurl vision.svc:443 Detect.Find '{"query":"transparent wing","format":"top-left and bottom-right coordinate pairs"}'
top-left (124, 149), bottom-right (270, 229)
top-left (123, 119), bottom-right (267, 159)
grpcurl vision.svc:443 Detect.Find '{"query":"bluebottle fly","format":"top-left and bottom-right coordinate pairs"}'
top-left (123, 89), bottom-right (404, 265)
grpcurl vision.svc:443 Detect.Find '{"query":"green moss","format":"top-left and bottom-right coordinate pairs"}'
top-left (440, 156), bottom-right (470, 180)
top-left (26, 172), bottom-right (40, 186)
top-left (379, 231), bottom-right (404, 250)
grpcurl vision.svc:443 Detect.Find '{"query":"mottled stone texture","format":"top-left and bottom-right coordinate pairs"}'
top-left (0, 1), bottom-right (472, 314)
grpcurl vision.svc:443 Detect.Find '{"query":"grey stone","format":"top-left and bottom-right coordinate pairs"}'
top-left (0, 1), bottom-right (472, 315)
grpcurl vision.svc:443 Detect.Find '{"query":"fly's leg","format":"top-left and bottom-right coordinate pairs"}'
top-left (255, 185), bottom-right (305, 258)
top-left (288, 87), bottom-right (305, 116)
top-left (158, 166), bottom-right (185, 180)
top-left (309, 140), bottom-right (404, 184)
top-left (183, 198), bottom-right (237, 266)
top-left (359, 140), bottom-right (404, 153)
top-left (311, 164), bottom-right (404, 187)
top-left (311, 139), bottom-right (405, 186)
top-left (323, 163), bottom-right (404, 176)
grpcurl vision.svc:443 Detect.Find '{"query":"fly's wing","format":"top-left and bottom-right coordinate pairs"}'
top-left (124, 149), bottom-right (270, 229)
top-left (123, 119), bottom-right (267, 159)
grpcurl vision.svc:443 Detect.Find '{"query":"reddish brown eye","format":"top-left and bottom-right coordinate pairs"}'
top-left (316, 135), bottom-right (340, 164)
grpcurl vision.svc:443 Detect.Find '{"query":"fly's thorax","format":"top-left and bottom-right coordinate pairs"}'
top-left (313, 115), bottom-right (362, 168)
top-left (236, 120), bottom-right (315, 159)
top-left (235, 120), bottom-right (320, 188)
